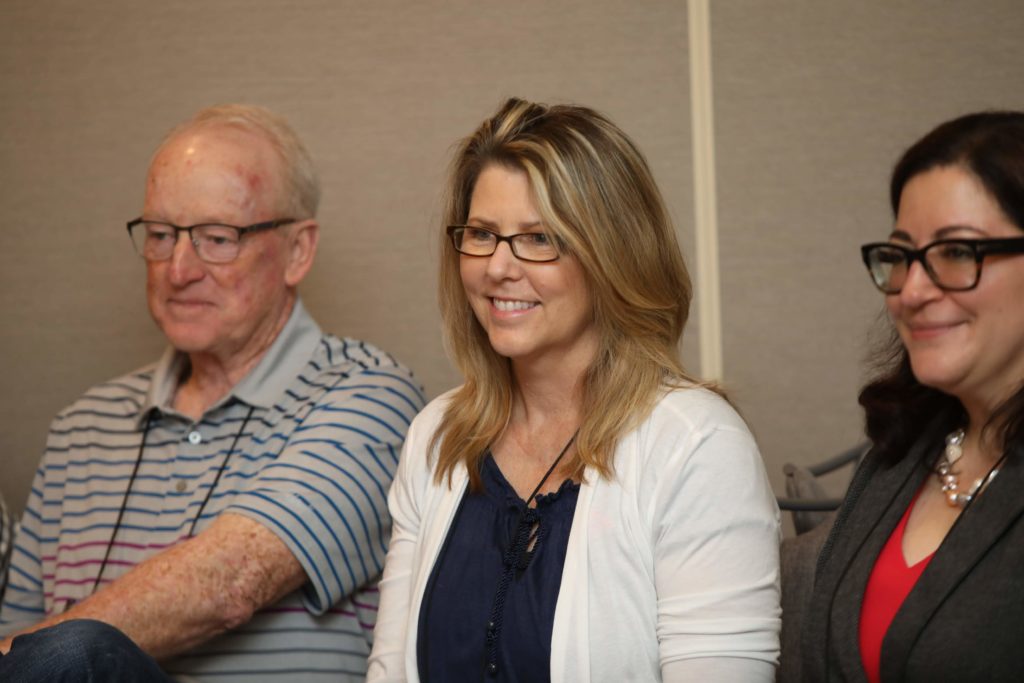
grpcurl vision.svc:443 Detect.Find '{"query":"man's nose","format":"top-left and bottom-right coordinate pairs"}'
top-left (166, 232), bottom-right (206, 285)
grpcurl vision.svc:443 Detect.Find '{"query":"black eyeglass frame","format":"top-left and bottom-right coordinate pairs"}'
top-left (126, 217), bottom-right (295, 263)
top-left (860, 236), bottom-right (1024, 294)
top-left (445, 225), bottom-right (563, 263)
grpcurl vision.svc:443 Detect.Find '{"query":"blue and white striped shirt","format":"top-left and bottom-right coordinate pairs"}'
top-left (0, 301), bottom-right (425, 681)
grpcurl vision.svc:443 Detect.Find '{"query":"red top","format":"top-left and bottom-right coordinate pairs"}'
top-left (858, 490), bottom-right (934, 683)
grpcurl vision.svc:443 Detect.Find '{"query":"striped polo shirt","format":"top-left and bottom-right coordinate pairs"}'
top-left (0, 300), bottom-right (425, 681)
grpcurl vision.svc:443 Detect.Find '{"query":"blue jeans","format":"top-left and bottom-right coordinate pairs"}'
top-left (0, 619), bottom-right (173, 682)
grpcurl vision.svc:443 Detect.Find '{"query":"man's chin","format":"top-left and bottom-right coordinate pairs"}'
top-left (156, 324), bottom-right (220, 355)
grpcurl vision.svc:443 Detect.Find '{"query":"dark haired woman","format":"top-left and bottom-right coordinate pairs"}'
top-left (803, 111), bottom-right (1024, 681)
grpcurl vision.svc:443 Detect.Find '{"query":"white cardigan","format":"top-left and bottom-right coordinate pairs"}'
top-left (368, 387), bottom-right (780, 682)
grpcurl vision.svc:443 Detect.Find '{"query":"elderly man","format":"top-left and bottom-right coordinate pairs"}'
top-left (0, 105), bottom-right (424, 681)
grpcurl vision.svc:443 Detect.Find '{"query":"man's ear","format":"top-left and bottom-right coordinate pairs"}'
top-left (284, 219), bottom-right (319, 287)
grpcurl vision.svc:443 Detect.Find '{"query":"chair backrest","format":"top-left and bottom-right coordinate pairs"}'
top-left (777, 443), bottom-right (868, 534)
top-left (776, 513), bottom-right (835, 682)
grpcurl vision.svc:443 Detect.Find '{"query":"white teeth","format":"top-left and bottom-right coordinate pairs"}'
top-left (492, 298), bottom-right (537, 312)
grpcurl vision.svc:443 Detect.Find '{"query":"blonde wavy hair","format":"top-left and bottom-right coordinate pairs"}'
top-left (434, 97), bottom-right (707, 489)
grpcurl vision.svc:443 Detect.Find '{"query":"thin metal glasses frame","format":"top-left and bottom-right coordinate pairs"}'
top-left (126, 217), bottom-right (295, 263)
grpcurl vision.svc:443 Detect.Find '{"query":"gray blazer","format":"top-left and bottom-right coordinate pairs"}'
top-left (801, 416), bottom-right (1024, 682)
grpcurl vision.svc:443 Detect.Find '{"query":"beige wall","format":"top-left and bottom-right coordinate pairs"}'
top-left (711, 1), bottom-right (1024, 499)
top-left (1, 1), bottom-right (1023, 519)
top-left (0, 0), bottom-right (693, 512)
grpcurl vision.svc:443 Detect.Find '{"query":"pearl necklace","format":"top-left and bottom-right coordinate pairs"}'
top-left (935, 428), bottom-right (1003, 508)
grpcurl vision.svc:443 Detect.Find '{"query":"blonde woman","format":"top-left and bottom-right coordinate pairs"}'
top-left (369, 98), bottom-right (780, 682)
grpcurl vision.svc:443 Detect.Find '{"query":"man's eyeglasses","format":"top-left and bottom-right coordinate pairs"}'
top-left (446, 225), bottom-right (562, 263)
top-left (861, 237), bottom-right (1024, 294)
top-left (127, 218), bottom-right (294, 264)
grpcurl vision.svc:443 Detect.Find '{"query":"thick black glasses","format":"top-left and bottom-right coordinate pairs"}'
top-left (447, 225), bottom-right (561, 263)
top-left (861, 237), bottom-right (1024, 294)
top-left (127, 217), bottom-right (295, 264)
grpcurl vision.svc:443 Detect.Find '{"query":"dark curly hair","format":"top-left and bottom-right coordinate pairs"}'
top-left (860, 111), bottom-right (1024, 462)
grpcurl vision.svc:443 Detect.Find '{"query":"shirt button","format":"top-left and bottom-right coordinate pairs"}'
top-left (187, 431), bottom-right (202, 445)
top-left (175, 480), bottom-right (187, 493)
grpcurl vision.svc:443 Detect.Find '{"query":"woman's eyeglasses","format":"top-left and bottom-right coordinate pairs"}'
top-left (861, 237), bottom-right (1024, 294)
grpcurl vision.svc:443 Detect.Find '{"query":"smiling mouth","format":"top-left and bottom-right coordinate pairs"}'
top-left (168, 298), bottom-right (212, 308)
top-left (906, 321), bottom-right (963, 338)
top-left (492, 298), bottom-right (538, 312)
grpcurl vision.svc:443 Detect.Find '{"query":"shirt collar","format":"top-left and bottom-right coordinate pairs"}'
top-left (137, 299), bottom-right (322, 425)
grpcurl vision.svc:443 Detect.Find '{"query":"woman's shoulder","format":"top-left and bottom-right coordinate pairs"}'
top-left (394, 388), bottom-right (464, 491)
top-left (615, 385), bottom-right (760, 477)
top-left (407, 387), bottom-right (459, 437)
top-left (648, 384), bottom-right (751, 436)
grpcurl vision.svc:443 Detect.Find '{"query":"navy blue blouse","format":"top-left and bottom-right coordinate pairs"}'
top-left (417, 454), bottom-right (580, 682)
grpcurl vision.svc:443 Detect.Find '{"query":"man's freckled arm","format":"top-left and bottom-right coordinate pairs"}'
top-left (0, 513), bottom-right (304, 660)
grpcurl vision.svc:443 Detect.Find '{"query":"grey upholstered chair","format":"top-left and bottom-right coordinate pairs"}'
top-left (775, 443), bottom-right (867, 682)
top-left (777, 443), bottom-right (867, 534)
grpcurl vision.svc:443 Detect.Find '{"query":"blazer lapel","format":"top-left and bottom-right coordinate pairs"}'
top-left (823, 439), bottom-right (932, 681)
top-left (881, 442), bottom-right (1024, 679)
top-left (804, 413), bottom-right (951, 682)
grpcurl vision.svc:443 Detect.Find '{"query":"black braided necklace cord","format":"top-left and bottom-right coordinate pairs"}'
top-left (185, 406), bottom-right (254, 537)
top-left (90, 404), bottom-right (255, 595)
top-left (483, 430), bottom-right (578, 676)
top-left (91, 413), bottom-right (153, 595)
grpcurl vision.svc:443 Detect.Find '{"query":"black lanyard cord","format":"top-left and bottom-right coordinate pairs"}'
top-left (91, 412), bottom-right (153, 594)
top-left (90, 404), bottom-right (255, 594)
top-left (186, 406), bottom-right (254, 537)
